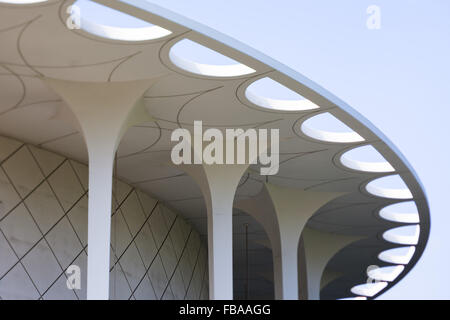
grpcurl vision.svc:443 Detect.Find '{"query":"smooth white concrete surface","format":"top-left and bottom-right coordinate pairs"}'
top-left (181, 163), bottom-right (248, 299)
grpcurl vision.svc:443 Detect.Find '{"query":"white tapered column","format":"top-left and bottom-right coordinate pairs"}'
top-left (181, 163), bottom-right (248, 299)
top-left (302, 227), bottom-right (361, 300)
top-left (265, 183), bottom-right (344, 300)
top-left (44, 78), bottom-right (157, 299)
top-left (177, 131), bottom-right (268, 300)
top-left (236, 184), bottom-right (344, 299)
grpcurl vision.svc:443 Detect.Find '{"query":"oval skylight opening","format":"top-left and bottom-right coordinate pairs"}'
top-left (0, 0), bottom-right (47, 3)
top-left (379, 201), bottom-right (420, 224)
top-left (169, 39), bottom-right (255, 77)
top-left (367, 265), bottom-right (405, 282)
top-left (366, 175), bottom-right (413, 199)
top-left (338, 297), bottom-right (367, 301)
top-left (245, 77), bottom-right (319, 111)
top-left (71, 0), bottom-right (171, 41)
top-left (378, 246), bottom-right (415, 265)
top-left (350, 282), bottom-right (388, 297)
top-left (301, 113), bottom-right (365, 143)
top-left (340, 145), bottom-right (395, 173)
top-left (383, 225), bottom-right (420, 245)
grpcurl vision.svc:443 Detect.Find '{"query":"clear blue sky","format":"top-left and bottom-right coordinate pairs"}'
top-left (135, 0), bottom-right (450, 299)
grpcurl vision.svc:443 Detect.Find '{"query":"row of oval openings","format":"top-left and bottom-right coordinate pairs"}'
top-left (344, 209), bottom-right (419, 300)
top-left (348, 253), bottom-right (415, 298)
top-left (344, 200), bottom-right (420, 298)
top-left (0, 0), bottom-right (423, 205)
top-left (300, 115), bottom-right (412, 202)
top-left (349, 220), bottom-right (420, 300)
top-left (18, 0), bottom-right (418, 223)
top-left (61, 1), bottom-right (402, 151)
top-left (349, 264), bottom-right (406, 298)
top-left (15, 0), bottom-right (418, 300)
top-left (300, 116), bottom-right (407, 199)
top-left (71, 0), bottom-right (417, 275)
top-left (23, 0), bottom-right (327, 112)
top-left (0, 0), bottom-right (422, 194)
top-left (6, 0), bottom-right (418, 219)
top-left (344, 201), bottom-right (419, 299)
top-left (4, 0), bottom-right (325, 111)
top-left (67, 1), bottom-right (253, 77)
top-left (169, 43), bottom-right (323, 112)
top-left (12, 1), bottom-right (417, 210)
top-left (0, 0), bottom-right (171, 39)
top-left (65, 0), bottom-right (421, 259)
top-left (29, 0), bottom-right (419, 233)
top-left (41, 1), bottom-right (417, 203)
top-left (344, 249), bottom-right (415, 299)
top-left (300, 113), bottom-right (416, 200)
top-left (21, 0), bottom-right (420, 242)
top-left (11, 1), bottom-right (385, 147)
top-left (69, 1), bottom-right (252, 77)
top-left (35, 0), bottom-right (325, 110)
top-left (64, 0), bottom-right (421, 273)
top-left (346, 227), bottom-right (419, 299)
top-left (311, 94), bottom-right (418, 299)
top-left (20, 0), bottom-right (415, 165)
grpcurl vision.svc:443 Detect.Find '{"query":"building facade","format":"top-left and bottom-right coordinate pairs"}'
top-left (0, 0), bottom-right (429, 300)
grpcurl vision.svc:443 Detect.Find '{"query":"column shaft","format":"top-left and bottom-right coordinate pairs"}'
top-left (208, 199), bottom-right (234, 299)
top-left (87, 150), bottom-right (114, 299)
top-left (181, 163), bottom-right (248, 300)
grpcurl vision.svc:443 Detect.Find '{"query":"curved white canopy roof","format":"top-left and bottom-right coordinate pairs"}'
top-left (0, 0), bottom-right (430, 300)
